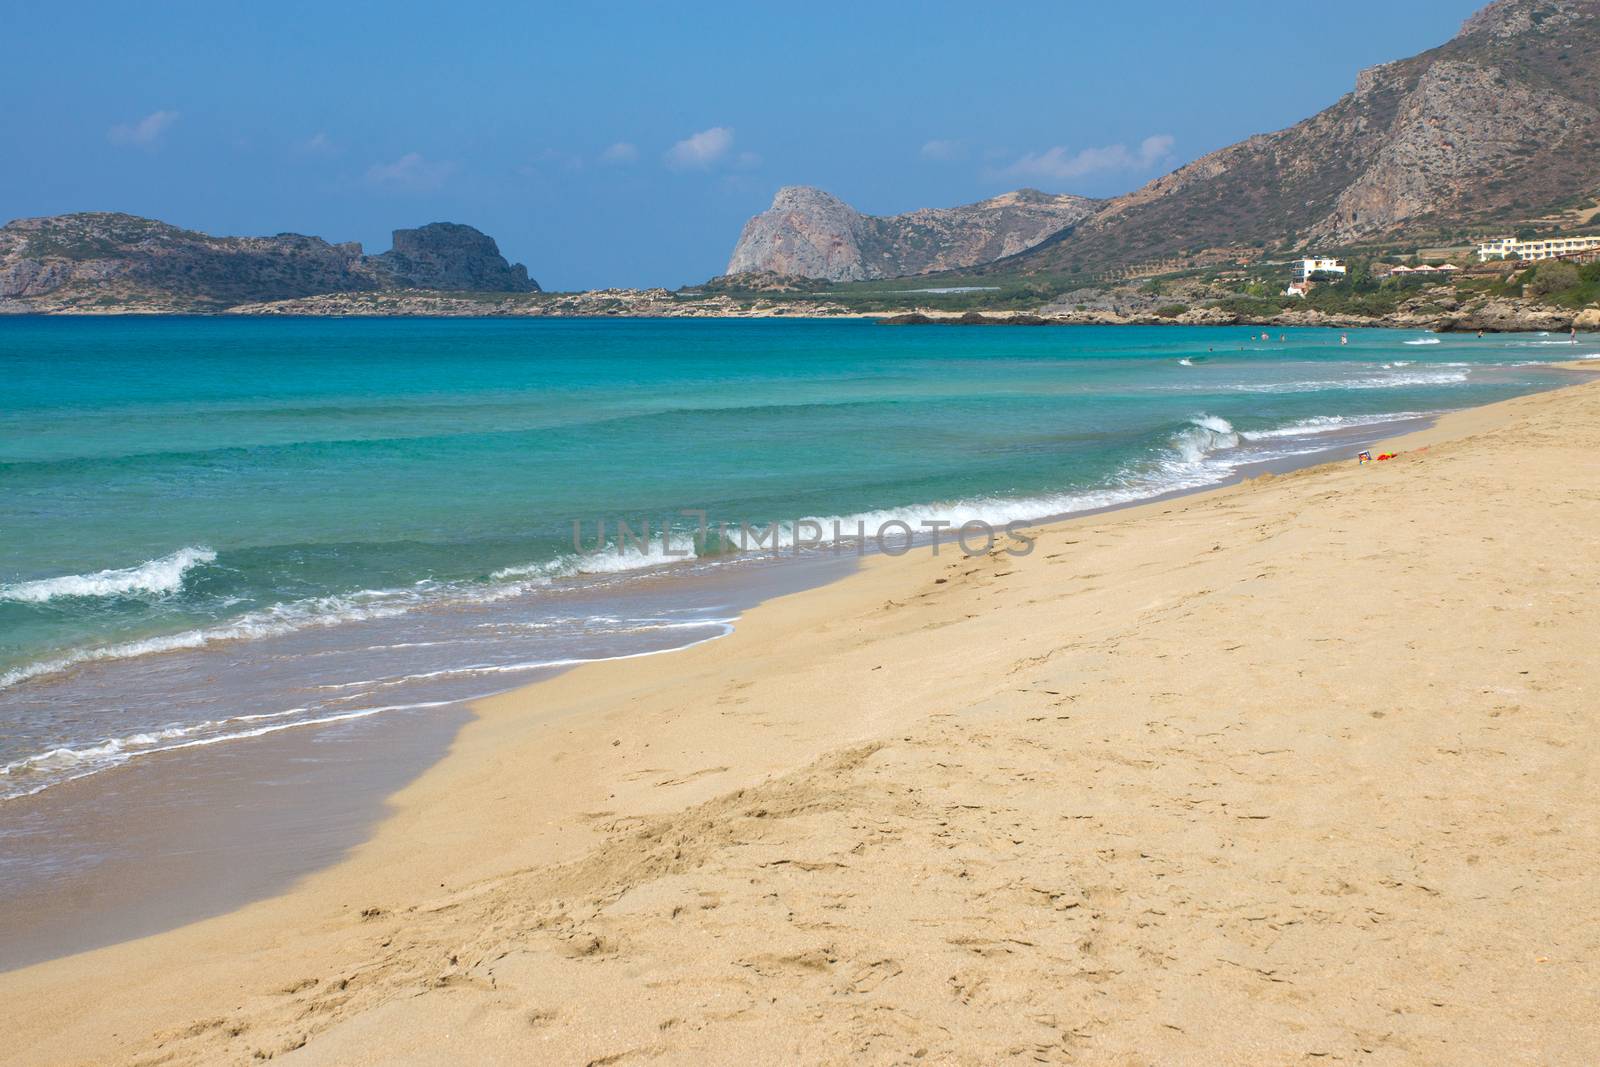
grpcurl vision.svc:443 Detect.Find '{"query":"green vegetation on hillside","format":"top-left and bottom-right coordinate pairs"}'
top-left (1524, 260), bottom-right (1600, 308)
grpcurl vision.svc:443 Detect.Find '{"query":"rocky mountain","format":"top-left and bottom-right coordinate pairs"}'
top-left (725, 186), bottom-right (1099, 282)
top-left (991, 0), bottom-right (1600, 276)
top-left (0, 214), bottom-right (537, 312)
top-left (366, 223), bottom-right (535, 292)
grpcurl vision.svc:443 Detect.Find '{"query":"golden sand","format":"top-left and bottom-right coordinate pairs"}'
top-left (5, 374), bottom-right (1599, 1065)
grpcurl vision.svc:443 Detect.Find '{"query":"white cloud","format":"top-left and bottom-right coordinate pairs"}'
top-left (665, 126), bottom-right (733, 170)
top-left (364, 152), bottom-right (458, 192)
top-left (108, 110), bottom-right (179, 148)
top-left (920, 139), bottom-right (967, 162)
top-left (735, 150), bottom-right (762, 170)
top-left (998, 134), bottom-right (1175, 182)
top-left (295, 132), bottom-right (336, 156)
top-left (599, 141), bottom-right (638, 164)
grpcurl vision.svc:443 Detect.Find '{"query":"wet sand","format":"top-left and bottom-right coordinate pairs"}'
top-left (0, 551), bottom-right (859, 970)
top-left (0, 704), bottom-right (469, 971)
top-left (3, 376), bottom-right (1599, 1063)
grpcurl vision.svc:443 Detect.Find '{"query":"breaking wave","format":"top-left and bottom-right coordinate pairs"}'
top-left (0, 588), bottom-right (434, 690)
top-left (1228, 370), bottom-right (1469, 393)
top-left (1168, 415), bottom-right (1240, 465)
top-left (0, 410), bottom-right (1422, 697)
top-left (1240, 412), bottom-right (1430, 440)
top-left (1, 547), bottom-right (216, 604)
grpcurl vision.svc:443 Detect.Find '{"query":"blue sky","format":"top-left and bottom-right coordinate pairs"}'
top-left (4, 1), bottom-right (1485, 290)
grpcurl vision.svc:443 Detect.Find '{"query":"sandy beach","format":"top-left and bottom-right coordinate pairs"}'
top-left (4, 370), bottom-right (1599, 1065)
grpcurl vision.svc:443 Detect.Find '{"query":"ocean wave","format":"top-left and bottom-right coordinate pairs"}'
top-left (0, 406), bottom-right (1415, 694)
top-left (1403, 338), bottom-right (1441, 345)
top-left (707, 415), bottom-right (1254, 555)
top-left (0, 411), bottom-right (1276, 695)
top-left (0, 546), bottom-right (216, 604)
top-left (0, 588), bottom-right (426, 690)
top-left (1168, 415), bottom-right (1240, 466)
top-left (1240, 412), bottom-right (1430, 441)
top-left (1228, 370), bottom-right (1469, 393)
top-left (492, 532), bottom-right (705, 581)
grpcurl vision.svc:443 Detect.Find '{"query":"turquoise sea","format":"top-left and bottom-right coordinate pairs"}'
top-left (0, 317), bottom-right (1588, 797)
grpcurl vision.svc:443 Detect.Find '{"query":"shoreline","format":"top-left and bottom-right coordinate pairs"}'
top-left (3, 373), bottom-right (1599, 1062)
top-left (0, 408), bottom-right (1445, 968)
top-left (4, 307), bottom-right (1599, 334)
top-left (5, 299), bottom-right (1599, 334)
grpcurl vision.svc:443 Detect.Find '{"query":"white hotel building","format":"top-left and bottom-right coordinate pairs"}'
top-left (1476, 235), bottom-right (1600, 262)
top-left (1290, 257), bottom-right (1347, 283)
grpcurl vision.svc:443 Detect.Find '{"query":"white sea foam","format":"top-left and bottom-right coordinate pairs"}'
top-left (1168, 415), bottom-right (1240, 465)
top-left (0, 403), bottom-right (1427, 699)
top-left (1228, 370), bottom-right (1469, 393)
top-left (492, 531), bottom-right (705, 581)
top-left (693, 414), bottom-right (1259, 558)
top-left (0, 588), bottom-right (425, 690)
top-left (316, 624), bottom-right (740, 693)
top-left (1403, 338), bottom-right (1441, 345)
top-left (1240, 412), bottom-right (1430, 441)
top-left (0, 699), bottom-right (462, 800)
top-left (0, 547), bottom-right (216, 604)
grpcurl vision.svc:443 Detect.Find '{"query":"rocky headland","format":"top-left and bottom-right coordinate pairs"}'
top-left (0, 214), bottom-right (537, 313)
top-left (725, 186), bottom-right (1097, 282)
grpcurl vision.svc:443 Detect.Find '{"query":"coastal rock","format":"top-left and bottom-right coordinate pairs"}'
top-left (876, 311), bottom-right (1056, 326)
top-left (1040, 286), bottom-right (1162, 318)
top-left (368, 223), bottom-right (538, 293)
top-left (0, 213), bottom-right (539, 312)
top-left (1451, 299), bottom-right (1575, 332)
top-left (726, 187), bottom-right (869, 282)
top-left (1174, 306), bottom-right (1236, 326)
top-left (726, 186), bottom-right (1098, 282)
top-left (220, 287), bottom-right (854, 319)
top-left (1575, 307), bottom-right (1600, 329)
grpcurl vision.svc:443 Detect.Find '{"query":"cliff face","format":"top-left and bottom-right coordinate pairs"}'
top-left (0, 214), bottom-right (538, 312)
top-left (368, 223), bottom-right (534, 292)
top-left (726, 186), bottom-right (1098, 282)
top-left (991, 0), bottom-right (1600, 275)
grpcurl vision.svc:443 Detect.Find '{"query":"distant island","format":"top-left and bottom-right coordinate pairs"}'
top-left (0, 214), bottom-right (537, 314)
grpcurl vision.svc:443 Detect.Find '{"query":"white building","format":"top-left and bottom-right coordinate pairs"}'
top-left (1291, 257), bottom-right (1347, 283)
top-left (1476, 235), bottom-right (1600, 262)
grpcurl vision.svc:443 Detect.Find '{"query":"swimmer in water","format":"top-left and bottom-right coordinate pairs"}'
top-left (1340, 333), bottom-right (1349, 345)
